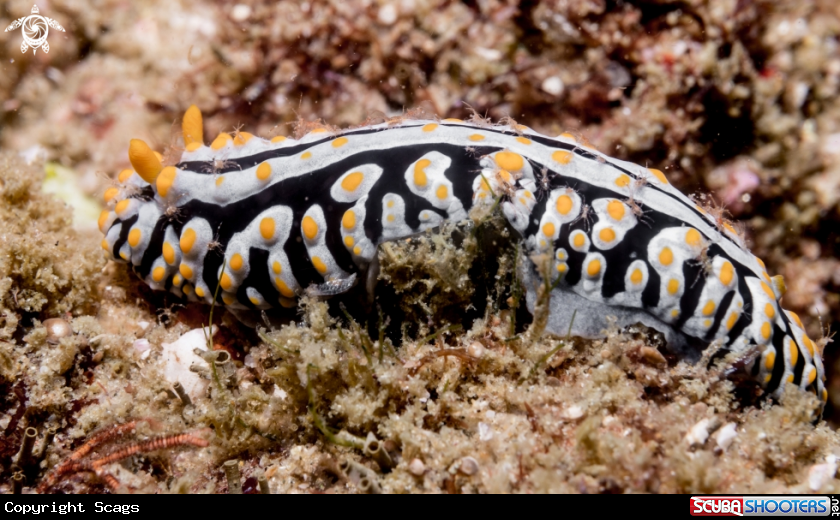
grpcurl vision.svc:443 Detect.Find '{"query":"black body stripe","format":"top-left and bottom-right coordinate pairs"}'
top-left (641, 265), bottom-right (661, 309)
top-left (239, 247), bottom-right (280, 307)
top-left (674, 262), bottom-right (705, 331)
top-left (442, 147), bottom-right (489, 208)
top-left (705, 290), bottom-right (735, 341)
top-left (175, 127), bottom-right (388, 172)
top-left (558, 222), bottom-right (585, 287)
top-left (726, 277), bottom-right (755, 347)
top-left (767, 324), bottom-right (788, 393)
top-left (792, 337), bottom-right (805, 386)
top-left (596, 214), bottom-right (661, 301)
top-left (526, 196), bottom-right (549, 243)
top-left (176, 123), bottom-right (744, 254)
top-left (138, 218), bottom-right (169, 279)
top-left (362, 145), bottom-right (471, 241)
top-left (114, 215), bottom-right (137, 259)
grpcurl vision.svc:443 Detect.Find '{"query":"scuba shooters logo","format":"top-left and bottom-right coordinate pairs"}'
top-left (4, 4), bottom-right (65, 54)
top-left (690, 496), bottom-right (831, 516)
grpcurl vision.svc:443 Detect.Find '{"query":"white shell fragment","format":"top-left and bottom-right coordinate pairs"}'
top-left (714, 422), bottom-right (737, 451)
top-left (808, 454), bottom-right (838, 491)
top-left (685, 418), bottom-right (712, 447)
top-left (409, 458), bottom-right (426, 476)
top-left (562, 405), bottom-right (584, 420)
top-left (161, 326), bottom-right (216, 401)
top-left (457, 456), bottom-right (479, 476)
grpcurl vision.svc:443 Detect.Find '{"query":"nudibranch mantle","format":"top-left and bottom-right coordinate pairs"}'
top-left (99, 106), bottom-right (826, 404)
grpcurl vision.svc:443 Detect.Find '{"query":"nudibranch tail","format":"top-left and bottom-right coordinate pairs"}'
top-left (99, 106), bottom-right (826, 408)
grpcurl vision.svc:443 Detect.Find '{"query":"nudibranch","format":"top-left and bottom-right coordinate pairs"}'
top-left (98, 106), bottom-right (826, 405)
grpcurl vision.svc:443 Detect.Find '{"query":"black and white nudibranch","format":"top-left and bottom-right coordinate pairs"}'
top-left (98, 105), bottom-right (826, 405)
